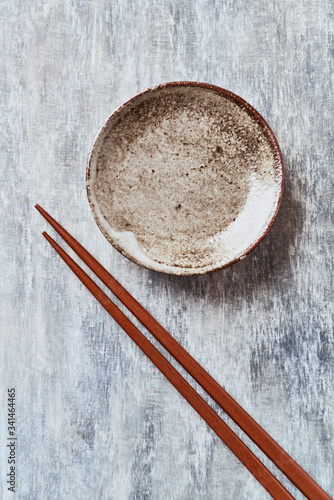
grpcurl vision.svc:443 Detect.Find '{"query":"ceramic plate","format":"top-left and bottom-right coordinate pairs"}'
top-left (86, 82), bottom-right (284, 275)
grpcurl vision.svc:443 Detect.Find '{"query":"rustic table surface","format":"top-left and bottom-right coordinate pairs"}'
top-left (1, 1), bottom-right (333, 499)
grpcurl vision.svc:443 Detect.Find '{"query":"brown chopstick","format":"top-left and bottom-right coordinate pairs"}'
top-left (36, 205), bottom-right (331, 500)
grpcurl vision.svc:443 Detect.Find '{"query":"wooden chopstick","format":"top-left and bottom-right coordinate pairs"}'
top-left (41, 230), bottom-right (293, 499)
top-left (36, 205), bottom-right (331, 500)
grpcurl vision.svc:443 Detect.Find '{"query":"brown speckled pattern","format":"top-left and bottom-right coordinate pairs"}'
top-left (87, 83), bottom-right (283, 274)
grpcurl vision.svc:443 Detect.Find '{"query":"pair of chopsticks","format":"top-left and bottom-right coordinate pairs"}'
top-left (36, 205), bottom-right (331, 500)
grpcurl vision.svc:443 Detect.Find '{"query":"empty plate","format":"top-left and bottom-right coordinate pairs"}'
top-left (86, 82), bottom-right (284, 275)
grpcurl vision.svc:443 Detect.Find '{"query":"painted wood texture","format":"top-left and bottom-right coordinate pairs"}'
top-left (0, 1), bottom-right (333, 499)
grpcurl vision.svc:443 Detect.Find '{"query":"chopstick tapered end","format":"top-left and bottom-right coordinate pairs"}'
top-left (42, 231), bottom-right (61, 253)
top-left (35, 204), bottom-right (44, 214)
top-left (42, 231), bottom-right (54, 244)
top-left (42, 231), bottom-right (52, 241)
top-left (35, 205), bottom-right (56, 227)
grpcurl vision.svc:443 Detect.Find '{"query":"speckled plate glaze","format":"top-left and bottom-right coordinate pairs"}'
top-left (86, 82), bottom-right (284, 275)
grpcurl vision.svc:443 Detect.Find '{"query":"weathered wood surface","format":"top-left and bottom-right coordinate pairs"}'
top-left (0, 1), bottom-right (333, 499)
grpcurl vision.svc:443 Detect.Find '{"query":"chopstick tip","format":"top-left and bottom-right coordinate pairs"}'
top-left (35, 204), bottom-right (54, 223)
top-left (42, 231), bottom-right (55, 246)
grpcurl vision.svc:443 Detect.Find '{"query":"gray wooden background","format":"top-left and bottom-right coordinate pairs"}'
top-left (1, 1), bottom-right (333, 499)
